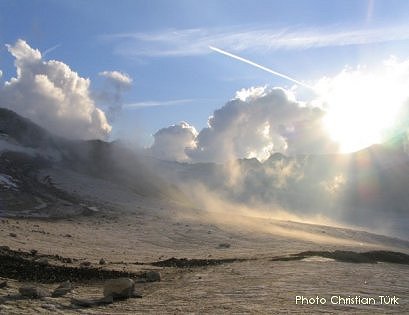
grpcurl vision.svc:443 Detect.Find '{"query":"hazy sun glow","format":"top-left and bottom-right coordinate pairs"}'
top-left (315, 60), bottom-right (409, 153)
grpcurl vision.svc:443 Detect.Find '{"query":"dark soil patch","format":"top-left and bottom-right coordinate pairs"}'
top-left (150, 257), bottom-right (247, 268)
top-left (0, 246), bottom-right (144, 283)
top-left (271, 250), bottom-right (409, 264)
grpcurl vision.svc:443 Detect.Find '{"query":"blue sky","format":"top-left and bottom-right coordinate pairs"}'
top-left (2, 0), bottom-right (409, 159)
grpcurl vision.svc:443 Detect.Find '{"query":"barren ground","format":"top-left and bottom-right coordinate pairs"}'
top-left (0, 168), bottom-right (408, 314)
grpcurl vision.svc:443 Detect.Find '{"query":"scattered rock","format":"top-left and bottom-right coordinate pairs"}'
top-left (57, 280), bottom-right (72, 289)
top-left (64, 234), bottom-right (72, 238)
top-left (144, 270), bottom-right (161, 282)
top-left (82, 206), bottom-right (99, 216)
top-left (52, 287), bottom-right (71, 297)
top-left (36, 258), bottom-right (48, 265)
top-left (41, 304), bottom-right (57, 311)
top-left (71, 298), bottom-right (95, 307)
top-left (52, 280), bottom-right (73, 297)
top-left (61, 257), bottom-right (73, 264)
top-left (0, 281), bottom-right (7, 288)
top-left (71, 295), bottom-right (113, 307)
top-left (99, 258), bottom-right (107, 265)
top-left (98, 294), bottom-right (115, 303)
top-left (80, 261), bottom-right (91, 268)
top-left (103, 278), bottom-right (136, 299)
top-left (218, 243), bottom-right (231, 249)
top-left (130, 291), bottom-right (143, 298)
top-left (19, 286), bottom-right (49, 298)
top-left (30, 249), bottom-right (38, 256)
top-left (9, 232), bottom-right (17, 237)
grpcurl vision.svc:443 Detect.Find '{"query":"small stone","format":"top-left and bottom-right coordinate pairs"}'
top-left (217, 243), bottom-right (231, 249)
top-left (36, 258), bottom-right (48, 265)
top-left (0, 281), bottom-right (7, 288)
top-left (103, 278), bottom-right (135, 299)
top-left (80, 261), bottom-right (91, 267)
top-left (19, 286), bottom-right (49, 298)
top-left (9, 232), bottom-right (17, 237)
top-left (52, 287), bottom-right (71, 297)
top-left (71, 295), bottom-right (113, 307)
top-left (62, 257), bottom-right (73, 264)
top-left (98, 295), bottom-right (114, 304)
top-left (30, 249), bottom-right (38, 256)
top-left (56, 280), bottom-right (72, 289)
top-left (99, 258), bottom-right (107, 265)
top-left (144, 270), bottom-right (161, 282)
top-left (71, 298), bottom-right (95, 307)
top-left (52, 281), bottom-right (72, 297)
top-left (130, 291), bottom-right (143, 298)
top-left (41, 304), bottom-right (57, 311)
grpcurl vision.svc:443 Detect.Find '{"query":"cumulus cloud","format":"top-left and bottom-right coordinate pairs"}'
top-left (184, 87), bottom-right (336, 163)
top-left (150, 122), bottom-right (198, 162)
top-left (0, 39), bottom-right (111, 140)
top-left (97, 70), bottom-right (132, 122)
top-left (152, 55), bottom-right (409, 162)
top-left (149, 87), bottom-right (336, 163)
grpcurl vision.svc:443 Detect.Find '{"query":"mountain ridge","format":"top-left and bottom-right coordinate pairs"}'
top-left (1, 107), bottom-right (408, 238)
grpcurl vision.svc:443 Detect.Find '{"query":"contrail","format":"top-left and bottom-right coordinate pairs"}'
top-left (209, 46), bottom-right (314, 91)
top-left (43, 44), bottom-right (61, 57)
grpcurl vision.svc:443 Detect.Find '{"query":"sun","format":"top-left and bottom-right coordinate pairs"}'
top-left (317, 67), bottom-right (405, 153)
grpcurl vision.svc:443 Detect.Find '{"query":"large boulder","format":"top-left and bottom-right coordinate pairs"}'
top-left (103, 278), bottom-right (135, 299)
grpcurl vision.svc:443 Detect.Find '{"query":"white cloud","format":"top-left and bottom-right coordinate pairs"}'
top-left (235, 86), bottom-right (268, 102)
top-left (188, 87), bottom-right (336, 162)
top-left (103, 24), bottom-right (409, 57)
top-left (0, 70), bottom-right (3, 78)
top-left (150, 121), bottom-right (198, 162)
top-left (150, 55), bottom-right (409, 162)
top-left (97, 70), bottom-right (133, 122)
top-left (99, 70), bottom-right (132, 86)
top-left (0, 39), bottom-right (111, 140)
top-left (151, 87), bottom-right (336, 163)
